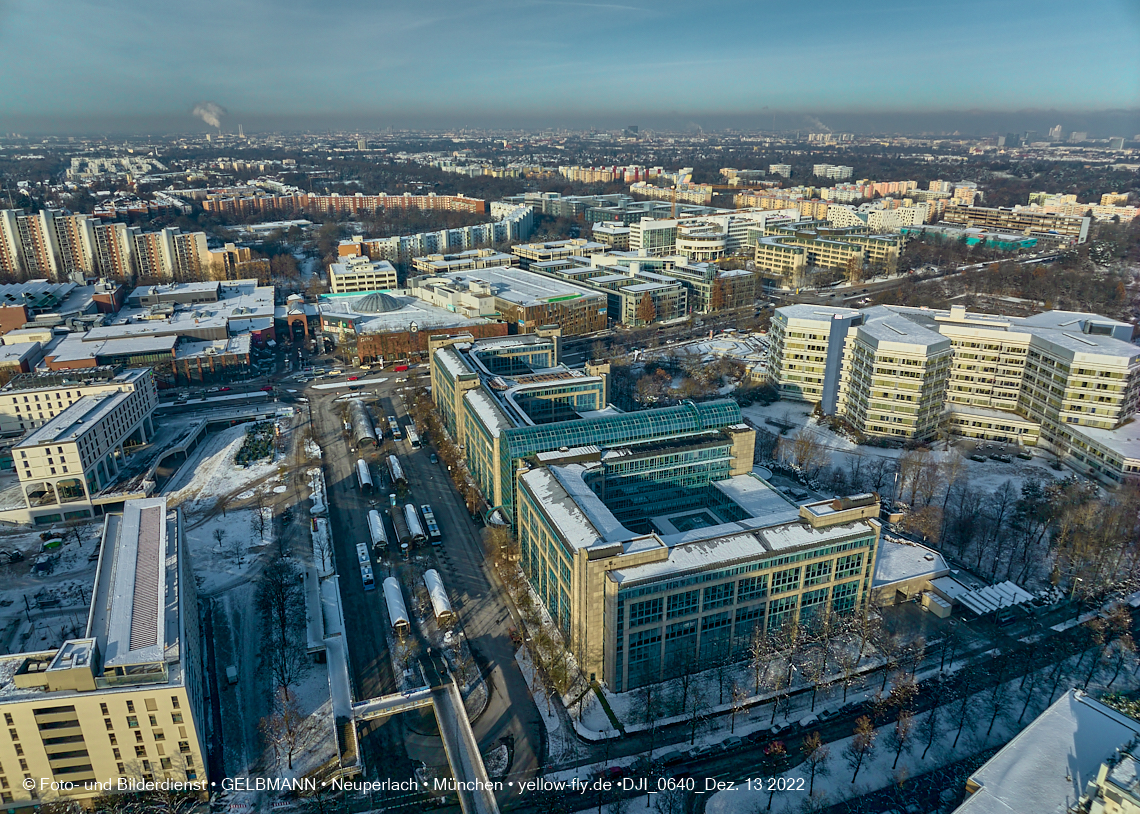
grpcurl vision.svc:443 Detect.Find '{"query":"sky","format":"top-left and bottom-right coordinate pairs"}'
top-left (1, 0), bottom-right (1139, 135)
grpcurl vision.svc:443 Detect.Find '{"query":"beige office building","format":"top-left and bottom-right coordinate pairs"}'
top-left (328, 255), bottom-right (399, 294)
top-left (0, 497), bottom-right (208, 808)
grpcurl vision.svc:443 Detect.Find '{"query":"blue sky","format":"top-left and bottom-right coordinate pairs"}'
top-left (1, 0), bottom-right (1138, 132)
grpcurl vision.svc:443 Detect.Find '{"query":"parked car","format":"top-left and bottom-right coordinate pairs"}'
top-left (597, 766), bottom-right (626, 781)
top-left (429, 453), bottom-right (439, 464)
top-left (991, 454), bottom-right (1013, 463)
top-left (969, 454), bottom-right (988, 462)
top-left (722, 735), bottom-right (744, 752)
top-left (348, 376), bottom-right (359, 381)
top-left (260, 385), bottom-right (274, 392)
top-left (217, 387), bottom-right (231, 392)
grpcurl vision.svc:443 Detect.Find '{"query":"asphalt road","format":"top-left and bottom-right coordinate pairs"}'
top-left (306, 385), bottom-right (417, 800)
top-left (381, 386), bottom-right (544, 809)
top-left (304, 370), bottom-right (542, 811)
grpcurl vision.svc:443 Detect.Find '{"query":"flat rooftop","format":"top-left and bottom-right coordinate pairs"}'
top-left (439, 266), bottom-right (605, 308)
top-left (17, 389), bottom-right (135, 448)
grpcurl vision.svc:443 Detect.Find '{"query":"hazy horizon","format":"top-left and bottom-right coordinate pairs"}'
top-left (2, 0), bottom-right (1138, 138)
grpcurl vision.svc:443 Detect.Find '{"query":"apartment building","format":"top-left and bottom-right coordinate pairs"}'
top-left (131, 228), bottom-right (209, 281)
top-left (941, 204), bottom-right (1091, 244)
top-left (89, 222), bottom-right (134, 280)
top-left (207, 243), bottom-right (269, 282)
top-left (813, 164), bottom-right (854, 180)
top-left (768, 304), bottom-right (1140, 484)
top-left (0, 497), bottom-right (207, 808)
top-left (327, 255), bottom-right (399, 294)
top-left (630, 209), bottom-right (800, 259)
top-left (827, 203), bottom-right (927, 232)
top-left (11, 368), bottom-right (158, 524)
top-left (769, 164), bottom-right (792, 177)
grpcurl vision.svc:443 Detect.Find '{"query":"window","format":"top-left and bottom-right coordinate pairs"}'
top-left (628, 597), bottom-right (662, 628)
top-left (126, 701), bottom-right (135, 714)
top-left (12, 745), bottom-right (21, 757)
top-left (112, 748), bottom-right (121, 760)
top-left (135, 746), bottom-right (147, 758)
top-left (126, 716), bottom-right (138, 728)
top-left (160, 757), bottom-right (172, 770)
top-left (108, 733), bottom-right (117, 746)
top-left (178, 741), bottom-right (190, 754)
top-left (771, 566), bottom-right (802, 594)
top-left (2, 714), bottom-right (10, 726)
top-left (702, 582), bottom-right (734, 610)
top-left (171, 713), bottom-right (183, 724)
top-left (7, 729), bottom-right (15, 741)
top-left (17, 760), bottom-right (26, 772)
top-left (116, 763), bottom-right (124, 774)
top-left (804, 560), bottom-right (832, 587)
top-left (153, 730), bottom-right (164, 741)
top-left (835, 553), bottom-right (864, 580)
top-left (145, 699), bottom-right (157, 712)
top-left (149, 715), bottom-right (157, 727)
top-left (737, 574), bottom-right (767, 602)
top-left (135, 731), bottom-right (143, 743)
top-left (666, 590), bottom-right (699, 619)
top-left (99, 704), bottom-right (108, 716)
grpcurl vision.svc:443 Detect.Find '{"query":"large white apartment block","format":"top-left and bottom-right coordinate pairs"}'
top-left (769, 304), bottom-right (1140, 485)
top-left (11, 368), bottom-right (158, 524)
top-left (0, 497), bottom-right (208, 808)
top-left (328, 255), bottom-right (399, 294)
top-left (827, 203), bottom-right (927, 232)
top-left (629, 209), bottom-right (800, 259)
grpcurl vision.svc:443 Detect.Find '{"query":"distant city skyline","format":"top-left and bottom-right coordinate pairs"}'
top-left (1, 0), bottom-right (1138, 135)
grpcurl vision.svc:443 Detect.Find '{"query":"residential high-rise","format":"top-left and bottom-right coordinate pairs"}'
top-left (769, 163), bottom-right (792, 178)
top-left (131, 228), bottom-right (208, 281)
top-left (90, 221), bottom-right (134, 279)
top-left (1049, 124), bottom-right (1064, 141)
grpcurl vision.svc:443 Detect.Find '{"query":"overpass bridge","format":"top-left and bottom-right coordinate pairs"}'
top-left (353, 665), bottom-right (500, 814)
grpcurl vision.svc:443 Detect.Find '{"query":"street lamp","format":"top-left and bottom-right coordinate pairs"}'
top-left (1069, 577), bottom-right (1084, 604)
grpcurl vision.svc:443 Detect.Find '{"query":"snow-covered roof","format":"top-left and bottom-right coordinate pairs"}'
top-left (959, 690), bottom-right (1140, 814)
top-left (610, 533), bottom-right (768, 585)
top-left (712, 474), bottom-right (800, 523)
top-left (518, 467), bottom-right (609, 551)
top-left (464, 388), bottom-right (515, 438)
top-left (17, 389), bottom-right (135, 448)
top-left (434, 346), bottom-right (473, 380)
top-left (872, 537), bottom-right (950, 588)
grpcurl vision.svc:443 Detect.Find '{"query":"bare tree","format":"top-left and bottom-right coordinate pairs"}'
top-left (844, 715), bottom-right (877, 783)
top-left (256, 557), bottom-right (307, 693)
top-left (917, 694), bottom-right (944, 760)
top-left (259, 687), bottom-right (316, 770)
top-left (730, 683), bottom-right (750, 734)
top-left (984, 679), bottom-right (1011, 741)
top-left (800, 731), bottom-right (831, 795)
top-left (887, 709), bottom-right (914, 769)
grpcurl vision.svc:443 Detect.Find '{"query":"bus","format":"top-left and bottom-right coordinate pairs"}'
top-left (420, 504), bottom-right (441, 544)
top-left (357, 542), bottom-right (375, 591)
top-left (388, 416), bottom-right (402, 440)
top-left (405, 425), bottom-right (420, 449)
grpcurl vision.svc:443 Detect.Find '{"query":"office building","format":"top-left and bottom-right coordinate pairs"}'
top-left (410, 249), bottom-right (515, 275)
top-left (1109, 137), bottom-right (1126, 150)
top-left (753, 221), bottom-right (901, 285)
top-left (768, 304), bottom-right (1140, 485)
top-left (410, 265), bottom-right (607, 336)
top-left (0, 497), bottom-right (207, 807)
top-left (591, 223), bottom-right (631, 250)
top-left (327, 255), bottom-right (399, 294)
top-left (5, 368), bottom-right (157, 524)
top-left (941, 204), bottom-right (1091, 244)
top-left (511, 239), bottom-right (605, 269)
top-left (958, 691), bottom-right (1140, 814)
top-left (429, 334), bottom-right (883, 691)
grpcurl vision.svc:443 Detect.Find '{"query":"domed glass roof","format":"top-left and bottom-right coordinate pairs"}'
top-left (353, 292), bottom-right (403, 314)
